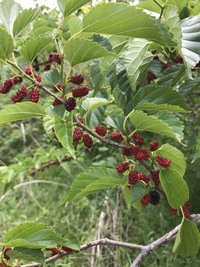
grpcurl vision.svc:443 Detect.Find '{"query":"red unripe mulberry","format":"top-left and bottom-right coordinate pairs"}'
top-left (150, 141), bottom-right (158, 151)
top-left (141, 193), bottom-right (150, 206)
top-left (34, 74), bottom-right (42, 83)
top-left (73, 128), bottom-right (83, 141)
top-left (116, 162), bottom-right (129, 173)
top-left (72, 86), bottom-right (89, 98)
top-left (29, 89), bottom-right (40, 103)
top-left (95, 126), bottom-right (107, 136)
top-left (131, 132), bottom-right (144, 145)
top-left (156, 156), bottom-right (171, 167)
top-left (53, 53), bottom-right (62, 64)
top-left (128, 170), bottom-right (138, 185)
top-left (83, 134), bottom-right (93, 149)
top-left (69, 74), bottom-right (84, 84)
top-left (138, 173), bottom-right (150, 183)
top-left (65, 97), bottom-right (76, 111)
top-left (52, 97), bottom-right (63, 106)
top-left (111, 132), bottom-right (123, 141)
top-left (11, 87), bottom-right (27, 103)
top-left (151, 170), bottom-right (160, 185)
top-left (3, 78), bottom-right (14, 92)
top-left (52, 83), bottom-right (63, 92)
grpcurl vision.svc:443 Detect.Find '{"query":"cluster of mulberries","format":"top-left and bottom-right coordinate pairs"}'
top-left (44, 53), bottom-right (62, 71)
top-left (73, 127), bottom-right (93, 149)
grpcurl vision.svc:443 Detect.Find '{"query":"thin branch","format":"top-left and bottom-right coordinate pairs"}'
top-left (17, 214), bottom-right (200, 267)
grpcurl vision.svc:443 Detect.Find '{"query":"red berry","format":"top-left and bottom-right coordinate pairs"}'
top-left (95, 126), bottom-right (107, 136)
top-left (72, 86), bottom-right (89, 98)
top-left (131, 132), bottom-right (144, 145)
top-left (163, 61), bottom-right (172, 69)
top-left (111, 132), bottom-right (123, 141)
top-left (176, 55), bottom-right (184, 64)
top-left (47, 54), bottom-right (54, 63)
top-left (11, 87), bottom-right (27, 103)
top-left (3, 78), bottom-right (14, 92)
top-left (69, 74), bottom-right (84, 84)
top-left (65, 97), bottom-right (76, 112)
top-left (0, 264), bottom-right (7, 267)
top-left (46, 247), bottom-right (59, 256)
top-left (116, 162), bottom-right (129, 173)
top-left (123, 144), bottom-right (134, 156)
top-left (169, 207), bottom-right (177, 215)
top-left (73, 128), bottom-right (83, 141)
top-left (134, 147), bottom-right (150, 161)
top-left (3, 248), bottom-right (11, 260)
top-left (53, 53), bottom-right (61, 64)
top-left (147, 71), bottom-right (157, 84)
top-left (151, 170), bottom-right (160, 185)
top-left (156, 156), bottom-right (171, 168)
top-left (150, 141), bottom-right (158, 151)
top-left (138, 173), bottom-right (150, 183)
top-left (52, 83), bottom-right (63, 92)
top-left (34, 74), bottom-right (42, 83)
top-left (128, 170), bottom-right (138, 185)
top-left (13, 76), bottom-right (23, 84)
top-left (24, 65), bottom-right (32, 75)
top-left (52, 97), bottom-right (63, 106)
top-left (83, 134), bottom-right (93, 149)
top-left (29, 89), bottom-right (40, 103)
top-left (141, 193), bottom-right (150, 206)
top-left (44, 64), bottom-right (51, 71)
top-left (182, 205), bottom-right (190, 218)
top-left (61, 246), bottom-right (75, 253)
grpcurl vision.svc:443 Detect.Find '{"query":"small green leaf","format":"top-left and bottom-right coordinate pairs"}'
top-left (82, 97), bottom-right (110, 113)
top-left (21, 35), bottom-right (53, 63)
top-left (173, 219), bottom-right (200, 257)
top-left (13, 8), bottom-right (40, 37)
top-left (2, 222), bottom-right (61, 248)
top-left (63, 167), bottom-right (126, 202)
top-left (62, 233), bottom-right (80, 251)
top-left (42, 69), bottom-right (61, 85)
top-left (64, 37), bottom-right (114, 66)
top-left (122, 185), bottom-right (143, 211)
top-left (9, 247), bottom-right (45, 263)
top-left (0, 102), bottom-right (45, 126)
top-left (130, 183), bottom-right (148, 204)
top-left (155, 144), bottom-right (186, 177)
top-left (126, 110), bottom-right (182, 142)
top-left (54, 114), bottom-right (75, 159)
top-left (82, 3), bottom-right (165, 45)
top-left (0, 26), bottom-right (14, 60)
top-left (192, 135), bottom-right (200, 163)
top-left (64, 0), bottom-right (90, 17)
top-left (160, 169), bottom-right (189, 209)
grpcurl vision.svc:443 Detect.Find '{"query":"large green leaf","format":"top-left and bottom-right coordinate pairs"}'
top-left (64, 37), bottom-right (114, 66)
top-left (20, 35), bottom-right (53, 63)
top-left (13, 8), bottom-right (40, 37)
top-left (132, 85), bottom-right (187, 111)
top-left (63, 167), bottom-right (126, 202)
top-left (160, 169), bottom-right (189, 209)
top-left (2, 222), bottom-right (61, 248)
top-left (126, 110), bottom-right (182, 142)
top-left (62, 233), bottom-right (80, 251)
top-left (0, 0), bottom-right (22, 34)
top-left (155, 144), bottom-right (186, 177)
top-left (0, 27), bottom-right (14, 60)
top-left (192, 134), bottom-right (200, 163)
top-left (9, 248), bottom-right (45, 263)
top-left (181, 14), bottom-right (200, 69)
top-left (123, 39), bottom-right (153, 88)
top-left (173, 219), bottom-right (200, 257)
top-left (64, 0), bottom-right (90, 17)
top-left (81, 97), bottom-right (110, 113)
top-left (0, 102), bottom-right (45, 126)
top-left (54, 114), bottom-right (75, 159)
top-left (82, 3), bottom-right (165, 45)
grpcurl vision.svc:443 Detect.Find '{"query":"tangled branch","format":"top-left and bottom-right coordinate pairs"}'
top-left (18, 214), bottom-right (200, 267)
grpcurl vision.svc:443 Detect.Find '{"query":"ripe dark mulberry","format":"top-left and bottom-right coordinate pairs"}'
top-left (83, 134), bottom-right (93, 149)
top-left (72, 86), bottom-right (89, 98)
top-left (73, 128), bottom-right (83, 141)
top-left (11, 87), bottom-right (27, 103)
top-left (95, 126), bottom-right (107, 136)
top-left (69, 74), bottom-right (84, 84)
top-left (65, 97), bottom-right (76, 112)
top-left (116, 162), bottom-right (129, 173)
top-left (149, 190), bottom-right (160, 205)
top-left (131, 132), bottom-right (144, 145)
top-left (156, 156), bottom-right (171, 167)
top-left (128, 170), bottom-right (138, 185)
top-left (29, 89), bottom-right (40, 103)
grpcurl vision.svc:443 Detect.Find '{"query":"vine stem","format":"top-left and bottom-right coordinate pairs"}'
top-left (16, 214), bottom-right (200, 267)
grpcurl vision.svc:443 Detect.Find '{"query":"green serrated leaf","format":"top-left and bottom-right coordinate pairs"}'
top-left (82, 3), bottom-right (165, 45)
top-left (0, 102), bottom-right (45, 126)
top-left (122, 185), bottom-right (143, 211)
top-left (13, 8), bottom-right (40, 37)
top-left (64, 0), bottom-right (90, 16)
top-left (137, 103), bottom-right (187, 113)
top-left (126, 110), bottom-right (182, 142)
top-left (82, 97), bottom-right (110, 113)
top-left (0, 26), bottom-right (14, 60)
top-left (0, 0), bottom-right (22, 34)
top-left (20, 35), bottom-right (53, 63)
top-left (130, 183), bottom-right (148, 204)
top-left (63, 167), bottom-right (126, 202)
top-left (132, 85), bottom-right (187, 111)
top-left (192, 135), bottom-right (200, 163)
top-left (160, 169), bottom-right (189, 209)
top-left (42, 69), bottom-right (61, 85)
top-left (64, 37), bottom-right (114, 66)
top-left (9, 247), bottom-right (45, 263)
top-left (2, 222), bottom-right (61, 248)
top-left (54, 114), bottom-right (75, 159)
top-left (173, 219), bottom-right (200, 257)
top-left (155, 143), bottom-right (186, 177)
top-left (62, 233), bottom-right (80, 251)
